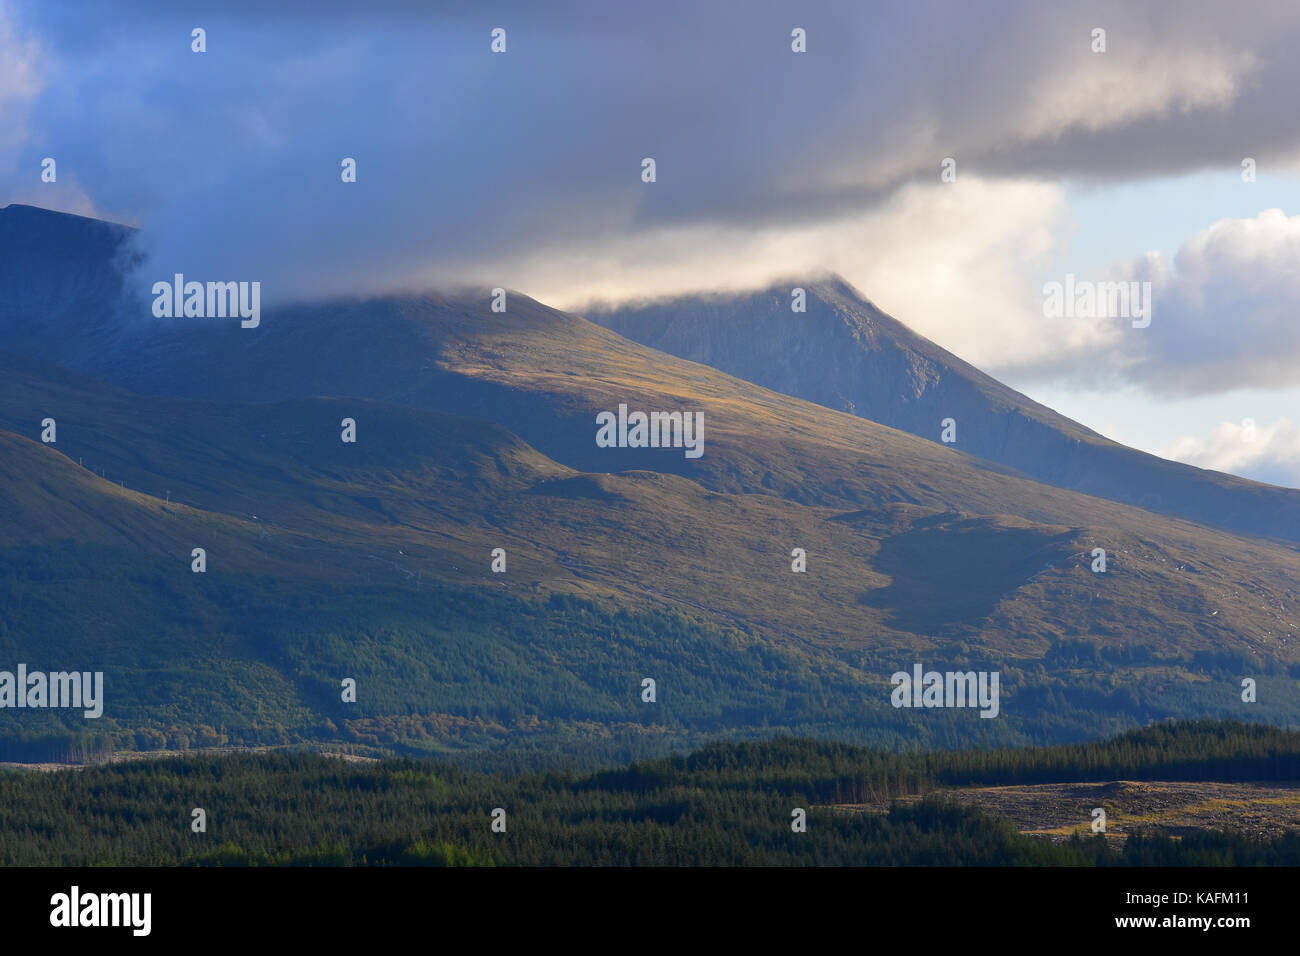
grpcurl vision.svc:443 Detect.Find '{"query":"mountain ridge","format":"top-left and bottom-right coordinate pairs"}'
top-left (588, 276), bottom-right (1300, 541)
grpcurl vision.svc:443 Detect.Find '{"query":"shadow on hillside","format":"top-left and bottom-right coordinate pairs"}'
top-left (857, 516), bottom-right (1077, 634)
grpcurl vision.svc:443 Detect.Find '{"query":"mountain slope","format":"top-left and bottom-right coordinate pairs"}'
top-left (4, 365), bottom-right (1300, 762)
top-left (2, 204), bottom-right (1297, 661)
top-left (10, 355), bottom-right (1295, 659)
top-left (3, 204), bottom-right (1300, 763)
top-left (587, 276), bottom-right (1300, 542)
top-left (8, 203), bottom-right (1292, 543)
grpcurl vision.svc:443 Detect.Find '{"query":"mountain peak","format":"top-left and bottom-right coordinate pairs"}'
top-left (590, 277), bottom-right (1300, 542)
top-left (0, 202), bottom-right (132, 230)
top-left (0, 203), bottom-right (135, 260)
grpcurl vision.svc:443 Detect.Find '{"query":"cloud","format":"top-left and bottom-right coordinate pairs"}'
top-left (0, 1), bottom-right (42, 156)
top-left (1009, 209), bottom-right (1300, 396)
top-left (5, 0), bottom-right (1300, 307)
top-left (1163, 417), bottom-right (1300, 489)
top-left (1013, 41), bottom-right (1250, 141)
top-left (506, 176), bottom-right (1073, 371)
top-left (1138, 209), bottom-right (1300, 393)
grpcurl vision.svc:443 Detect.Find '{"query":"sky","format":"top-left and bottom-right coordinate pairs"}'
top-left (2, 0), bottom-right (1298, 487)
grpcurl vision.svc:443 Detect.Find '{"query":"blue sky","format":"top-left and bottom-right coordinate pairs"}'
top-left (2, 0), bottom-right (1298, 486)
top-left (1062, 171), bottom-right (1300, 280)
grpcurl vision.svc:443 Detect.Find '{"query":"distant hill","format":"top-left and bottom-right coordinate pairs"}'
top-left (588, 277), bottom-right (1300, 542)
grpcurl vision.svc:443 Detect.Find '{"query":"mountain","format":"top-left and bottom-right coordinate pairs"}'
top-left (587, 277), bottom-right (1300, 543)
top-left (0, 204), bottom-right (137, 368)
top-left (1, 204), bottom-right (1298, 765)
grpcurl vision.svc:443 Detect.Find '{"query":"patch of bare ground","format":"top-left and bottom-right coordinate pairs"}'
top-left (833, 780), bottom-right (1300, 845)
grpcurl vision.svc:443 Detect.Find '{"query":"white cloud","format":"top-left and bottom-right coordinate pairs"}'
top-left (1117, 209), bottom-right (1300, 394)
top-left (4, 177), bottom-right (101, 218)
top-left (983, 208), bottom-right (1300, 398)
top-left (1163, 417), bottom-right (1300, 488)
top-left (455, 177), bottom-right (1075, 371)
top-left (1014, 42), bottom-right (1252, 142)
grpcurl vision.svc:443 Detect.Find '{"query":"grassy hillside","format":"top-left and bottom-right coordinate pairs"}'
top-left (4, 336), bottom-right (1298, 664)
top-left (2, 365), bottom-right (1299, 762)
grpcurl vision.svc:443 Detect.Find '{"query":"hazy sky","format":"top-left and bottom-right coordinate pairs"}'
top-left (2, 0), bottom-right (1298, 486)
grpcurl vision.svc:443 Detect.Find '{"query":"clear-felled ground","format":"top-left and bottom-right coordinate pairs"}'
top-left (838, 780), bottom-right (1300, 845)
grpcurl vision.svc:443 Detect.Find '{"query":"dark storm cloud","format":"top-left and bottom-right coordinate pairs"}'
top-left (3, 0), bottom-right (1299, 302)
